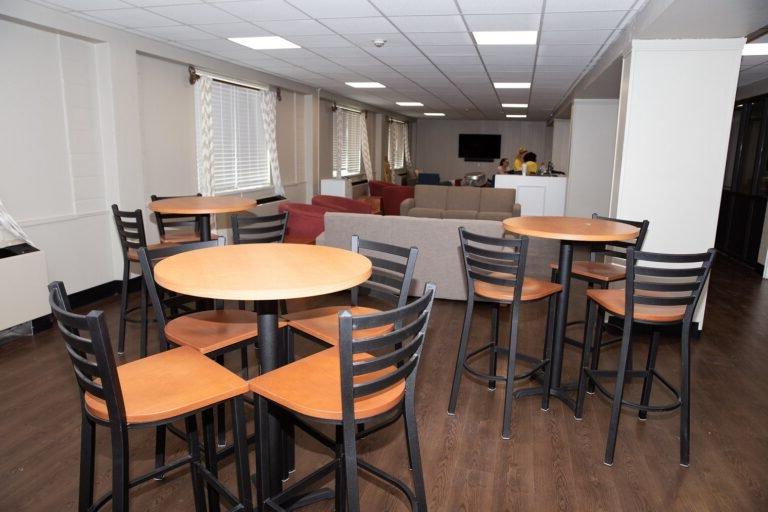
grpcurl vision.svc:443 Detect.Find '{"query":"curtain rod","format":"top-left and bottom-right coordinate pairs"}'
top-left (331, 101), bottom-right (362, 114)
top-left (188, 66), bottom-right (282, 99)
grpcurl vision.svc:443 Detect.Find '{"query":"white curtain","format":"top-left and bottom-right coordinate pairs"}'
top-left (360, 112), bottom-right (373, 181)
top-left (332, 108), bottom-right (344, 177)
top-left (194, 76), bottom-right (216, 229)
top-left (403, 122), bottom-right (413, 174)
top-left (0, 198), bottom-right (31, 246)
top-left (259, 89), bottom-right (285, 196)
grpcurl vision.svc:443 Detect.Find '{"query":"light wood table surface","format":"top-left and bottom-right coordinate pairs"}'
top-left (154, 243), bottom-right (372, 497)
top-left (502, 216), bottom-right (640, 411)
top-left (148, 196), bottom-right (256, 241)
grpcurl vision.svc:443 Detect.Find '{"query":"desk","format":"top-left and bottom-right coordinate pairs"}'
top-left (149, 196), bottom-right (256, 241)
top-left (494, 174), bottom-right (567, 216)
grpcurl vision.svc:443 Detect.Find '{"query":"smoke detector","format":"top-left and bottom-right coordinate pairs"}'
top-left (373, 39), bottom-right (387, 48)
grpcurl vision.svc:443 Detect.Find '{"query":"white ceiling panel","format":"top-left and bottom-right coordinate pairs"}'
top-left (539, 29), bottom-right (613, 44)
top-left (536, 54), bottom-right (594, 66)
top-left (287, 34), bottom-right (354, 48)
top-left (321, 17), bottom-right (398, 34)
top-left (125, 0), bottom-right (202, 5)
top-left (489, 71), bottom-right (534, 82)
top-left (463, 14), bottom-right (541, 31)
top-left (406, 32), bottom-right (473, 46)
top-left (457, 0), bottom-right (543, 15)
top-left (181, 38), bottom-right (260, 57)
top-left (342, 33), bottom-right (413, 47)
top-left (82, 8), bottom-right (177, 27)
top-left (420, 45), bottom-right (479, 57)
top-left (389, 15), bottom-right (467, 33)
top-left (431, 55), bottom-right (482, 66)
top-left (542, 11), bottom-right (627, 31)
top-left (194, 22), bottom-right (269, 37)
top-left (148, 4), bottom-right (240, 25)
top-left (366, 45), bottom-right (422, 57)
top-left (214, 1), bottom-right (309, 21)
top-left (377, 54), bottom-right (432, 66)
top-left (42, 0), bottom-right (130, 9)
top-left (137, 25), bottom-right (217, 41)
top-left (369, 0), bottom-right (459, 16)
top-left (255, 19), bottom-right (334, 35)
top-left (287, 0), bottom-right (379, 18)
top-left (545, 0), bottom-right (637, 12)
top-left (538, 44), bottom-right (602, 57)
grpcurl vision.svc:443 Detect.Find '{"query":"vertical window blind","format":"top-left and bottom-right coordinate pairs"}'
top-left (333, 108), bottom-right (362, 177)
top-left (388, 120), bottom-right (407, 170)
top-left (211, 81), bottom-right (271, 194)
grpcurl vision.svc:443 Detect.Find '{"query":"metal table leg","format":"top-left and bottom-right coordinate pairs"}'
top-left (199, 215), bottom-right (211, 242)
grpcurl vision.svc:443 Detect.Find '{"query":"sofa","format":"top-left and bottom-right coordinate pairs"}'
top-left (368, 180), bottom-right (414, 216)
top-left (278, 202), bottom-right (328, 244)
top-left (311, 195), bottom-right (372, 214)
top-left (400, 185), bottom-right (521, 221)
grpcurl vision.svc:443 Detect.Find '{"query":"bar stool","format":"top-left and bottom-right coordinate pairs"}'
top-left (575, 247), bottom-right (715, 466)
top-left (150, 193), bottom-right (217, 243)
top-left (249, 284), bottom-right (437, 512)
top-left (448, 228), bottom-right (562, 439)
top-left (111, 205), bottom-right (177, 357)
top-left (48, 281), bottom-right (253, 512)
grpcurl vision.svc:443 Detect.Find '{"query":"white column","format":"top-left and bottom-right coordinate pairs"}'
top-left (565, 99), bottom-right (619, 217)
top-left (552, 118), bottom-right (571, 173)
top-left (610, 38), bottom-right (745, 324)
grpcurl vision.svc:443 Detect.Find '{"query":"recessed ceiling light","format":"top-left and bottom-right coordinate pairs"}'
top-left (502, 103), bottom-right (528, 108)
top-left (743, 43), bottom-right (768, 56)
top-left (396, 101), bottom-right (424, 107)
top-left (424, 113), bottom-right (445, 117)
top-left (506, 114), bottom-right (527, 118)
top-left (346, 82), bottom-right (386, 88)
top-left (228, 36), bottom-right (300, 50)
top-left (494, 82), bottom-right (531, 89)
top-left (473, 31), bottom-right (537, 45)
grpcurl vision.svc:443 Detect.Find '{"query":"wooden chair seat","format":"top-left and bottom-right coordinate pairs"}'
top-left (586, 288), bottom-right (686, 323)
top-left (249, 346), bottom-right (404, 421)
top-left (84, 346), bottom-right (248, 424)
top-left (474, 276), bottom-right (562, 303)
top-left (160, 232), bottom-right (219, 243)
top-left (550, 261), bottom-right (627, 283)
top-left (127, 242), bottom-right (178, 262)
top-left (165, 309), bottom-right (284, 355)
top-left (283, 306), bottom-right (392, 346)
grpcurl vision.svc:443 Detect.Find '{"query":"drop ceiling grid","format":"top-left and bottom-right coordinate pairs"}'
top-left (32, 0), bottom-right (648, 119)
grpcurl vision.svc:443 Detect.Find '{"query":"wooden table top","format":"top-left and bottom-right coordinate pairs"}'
top-left (503, 216), bottom-right (640, 242)
top-left (154, 244), bottom-right (372, 301)
top-left (148, 196), bottom-right (256, 215)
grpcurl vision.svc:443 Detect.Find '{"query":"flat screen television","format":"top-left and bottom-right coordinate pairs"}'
top-left (458, 134), bottom-right (501, 161)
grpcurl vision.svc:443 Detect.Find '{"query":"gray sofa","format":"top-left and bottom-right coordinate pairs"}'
top-left (400, 185), bottom-right (521, 221)
top-left (317, 212), bottom-right (557, 300)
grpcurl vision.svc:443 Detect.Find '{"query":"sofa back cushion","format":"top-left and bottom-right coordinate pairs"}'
top-left (479, 188), bottom-right (516, 213)
top-left (446, 186), bottom-right (481, 211)
top-left (414, 185), bottom-right (448, 209)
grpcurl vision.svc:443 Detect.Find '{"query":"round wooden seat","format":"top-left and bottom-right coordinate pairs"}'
top-left (127, 241), bottom-right (178, 262)
top-left (586, 288), bottom-right (686, 323)
top-left (474, 276), bottom-right (562, 303)
top-left (282, 306), bottom-right (392, 346)
top-left (165, 309), bottom-right (284, 355)
top-left (248, 347), bottom-right (405, 421)
top-left (83, 346), bottom-right (249, 424)
top-left (550, 260), bottom-right (627, 283)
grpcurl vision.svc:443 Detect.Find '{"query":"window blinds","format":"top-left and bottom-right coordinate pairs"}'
top-left (211, 81), bottom-right (271, 194)
top-left (388, 120), bottom-right (407, 170)
top-left (333, 108), bottom-right (362, 177)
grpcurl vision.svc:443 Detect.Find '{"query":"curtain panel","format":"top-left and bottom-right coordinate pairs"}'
top-left (360, 112), bottom-right (373, 181)
top-left (194, 76), bottom-right (216, 230)
top-left (0, 198), bottom-right (32, 246)
top-left (259, 89), bottom-right (285, 196)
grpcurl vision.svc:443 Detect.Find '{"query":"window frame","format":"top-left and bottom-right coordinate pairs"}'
top-left (332, 107), bottom-right (363, 179)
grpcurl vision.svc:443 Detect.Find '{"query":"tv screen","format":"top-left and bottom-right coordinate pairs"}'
top-left (458, 134), bottom-right (501, 161)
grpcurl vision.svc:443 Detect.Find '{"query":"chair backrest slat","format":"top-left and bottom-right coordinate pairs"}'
top-left (589, 213), bottom-right (649, 263)
top-left (459, 227), bottom-right (528, 302)
top-left (350, 235), bottom-right (418, 309)
top-left (112, 205), bottom-right (147, 257)
top-left (231, 212), bottom-right (288, 245)
top-left (151, 194), bottom-right (207, 238)
top-left (353, 356), bottom-right (419, 398)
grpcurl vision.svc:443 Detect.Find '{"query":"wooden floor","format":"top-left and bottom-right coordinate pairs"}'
top-left (1, 255), bottom-right (767, 511)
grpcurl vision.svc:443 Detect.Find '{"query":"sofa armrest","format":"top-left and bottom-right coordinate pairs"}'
top-left (400, 197), bottom-right (415, 216)
top-left (512, 203), bottom-right (522, 217)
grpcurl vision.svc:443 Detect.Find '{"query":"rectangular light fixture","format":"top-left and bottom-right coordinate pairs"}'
top-left (743, 43), bottom-right (768, 56)
top-left (424, 113), bottom-right (445, 117)
top-left (346, 82), bottom-right (386, 88)
top-left (502, 103), bottom-right (528, 108)
top-left (506, 114), bottom-right (527, 118)
top-left (473, 31), bottom-right (537, 45)
top-left (494, 82), bottom-right (531, 89)
top-left (396, 101), bottom-right (424, 107)
top-left (228, 36), bottom-right (300, 50)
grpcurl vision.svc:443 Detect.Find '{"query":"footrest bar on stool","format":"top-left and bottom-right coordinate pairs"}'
top-left (262, 460), bottom-right (338, 510)
top-left (585, 369), bottom-right (682, 412)
top-left (358, 459), bottom-right (418, 509)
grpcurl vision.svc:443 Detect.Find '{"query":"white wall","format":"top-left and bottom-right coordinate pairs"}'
top-left (413, 119), bottom-right (550, 181)
top-left (565, 99), bottom-right (619, 217)
top-left (552, 118), bottom-right (571, 173)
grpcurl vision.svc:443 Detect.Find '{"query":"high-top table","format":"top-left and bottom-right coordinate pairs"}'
top-left (153, 244), bottom-right (372, 497)
top-left (502, 216), bottom-right (640, 410)
top-left (148, 196), bottom-right (257, 241)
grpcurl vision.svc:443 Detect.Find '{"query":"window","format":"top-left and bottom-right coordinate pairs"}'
top-left (333, 108), bottom-right (362, 177)
top-left (211, 81), bottom-right (270, 194)
top-left (388, 120), bottom-right (407, 171)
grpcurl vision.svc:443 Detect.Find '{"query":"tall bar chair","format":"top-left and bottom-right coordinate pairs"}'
top-left (448, 228), bottom-right (562, 439)
top-left (48, 281), bottom-right (253, 512)
top-left (575, 247), bottom-right (715, 466)
top-left (111, 205), bottom-right (177, 357)
top-left (150, 193), bottom-right (217, 243)
top-left (250, 283), bottom-right (437, 512)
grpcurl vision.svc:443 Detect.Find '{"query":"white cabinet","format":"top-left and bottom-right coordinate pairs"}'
top-left (494, 174), bottom-right (567, 216)
top-left (0, 249), bottom-right (49, 331)
top-left (320, 178), bottom-right (352, 198)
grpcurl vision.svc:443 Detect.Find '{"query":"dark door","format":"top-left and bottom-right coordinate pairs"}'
top-left (715, 96), bottom-right (768, 269)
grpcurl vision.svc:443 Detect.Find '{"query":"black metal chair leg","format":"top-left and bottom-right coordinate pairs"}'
top-left (403, 405), bottom-right (414, 470)
top-left (117, 265), bottom-right (129, 354)
top-left (335, 426), bottom-right (346, 512)
top-left (501, 305), bottom-right (521, 439)
top-left (202, 408), bottom-right (220, 512)
top-left (638, 329), bottom-right (661, 420)
top-left (404, 392), bottom-right (427, 511)
top-left (541, 295), bottom-right (557, 412)
top-left (215, 355), bottom-right (227, 448)
top-left (78, 415), bottom-right (96, 512)
top-left (488, 303), bottom-right (500, 390)
top-left (231, 397), bottom-right (253, 509)
top-left (240, 346), bottom-right (249, 379)
top-left (154, 425), bottom-right (166, 480)
top-left (341, 420), bottom-right (360, 512)
top-left (139, 278), bottom-right (148, 358)
top-left (253, 396), bottom-right (271, 509)
top-left (184, 415), bottom-right (207, 512)
top-left (110, 426), bottom-right (130, 512)
top-left (575, 300), bottom-right (599, 420)
top-left (587, 303), bottom-right (606, 394)
top-left (680, 324), bottom-right (692, 467)
top-left (448, 295), bottom-right (475, 414)
top-left (604, 323), bottom-right (634, 466)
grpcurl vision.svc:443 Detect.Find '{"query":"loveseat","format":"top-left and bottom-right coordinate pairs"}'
top-left (400, 185), bottom-right (521, 221)
top-left (368, 180), bottom-right (414, 216)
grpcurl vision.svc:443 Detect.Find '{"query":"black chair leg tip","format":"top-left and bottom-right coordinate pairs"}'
top-left (573, 415), bottom-right (583, 421)
top-left (586, 390), bottom-right (595, 395)
top-left (540, 407), bottom-right (549, 412)
top-left (446, 411), bottom-right (456, 416)
top-left (501, 434), bottom-right (510, 440)
top-left (603, 460), bottom-right (614, 467)
top-left (680, 462), bottom-right (689, 468)
top-left (153, 474), bottom-right (165, 481)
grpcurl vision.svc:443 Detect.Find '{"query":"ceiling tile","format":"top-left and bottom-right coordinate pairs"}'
top-left (137, 25), bottom-right (217, 41)
top-left (536, 54), bottom-right (593, 65)
top-left (457, 0), bottom-right (542, 14)
top-left (287, 34), bottom-right (353, 48)
top-left (182, 38), bottom-right (259, 57)
top-left (420, 45), bottom-right (478, 57)
top-left (194, 22), bottom-right (269, 37)
top-left (542, 11), bottom-right (626, 31)
top-left (741, 55), bottom-right (768, 67)
top-left (538, 44), bottom-right (601, 57)
top-left (288, 0), bottom-right (379, 18)
top-left (259, 48), bottom-right (318, 60)
top-left (82, 8), bottom-right (177, 27)
top-left (43, 0), bottom-right (130, 9)
top-left (321, 17), bottom-right (398, 34)
top-left (126, 0), bottom-right (203, 5)
top-left (389, 15), bottom-right (467, 33)
top-left (343, 33), bottom-right (412, 47)
top-left (545, 0), bottom-right (636, 12)
top-left (405, 32), bottom-right (473, 45)
top-left (148, 4), bottom-right (240, 24)
top-left (431, 55), bottom-right (482, 66)
top-left (366, 45), bottom-right (422, 57)
top-left (539, 29), bottom-right (612, 44)
top-left (489, 71), bottom-right (533, 81)
top-left (214, 1), bottom-right (309, 21)
top-left (463, 13), bottom-right (541, 31)
top-left (377, 54), bottom-right (432, 66)
top-left (255, 19), bottom-right (333, 35)
top-left (369, 0), bottom-right (459, 16)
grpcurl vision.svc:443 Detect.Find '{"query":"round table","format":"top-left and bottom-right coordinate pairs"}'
top-left (502, 216), bottom-right (640, 410)
top-left (148, 196), bottom-right (257, 241)
top-left (154, 244), bottom-right (372, 496)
